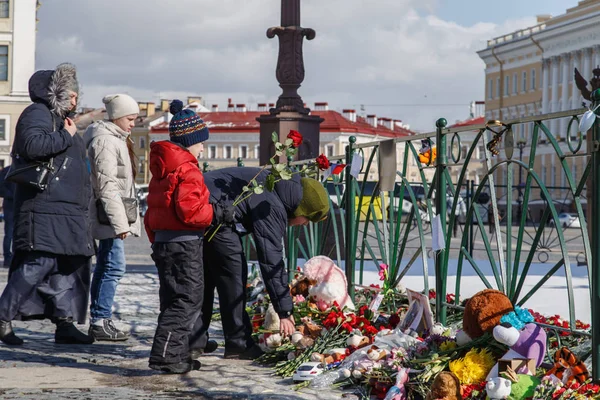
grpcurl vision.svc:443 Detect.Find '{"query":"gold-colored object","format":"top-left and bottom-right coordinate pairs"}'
top-left (499, 366), bottom-right (519, 383)
top-left (485, 120), bottom-right (510, 157)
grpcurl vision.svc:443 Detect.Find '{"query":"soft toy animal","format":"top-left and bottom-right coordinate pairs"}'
top-left (347, 330), bottom-right (370, 349)
top-left (303, 256), bottom-right (355, 311)
top-left (457, 289), bottom-right (513, 345)
top-left (290, 276), bottom-right (316, 297)
top-left (485, 377), bottom-right (512, 399)
top-left (546, 347), bottom-right (590, 384)
top-left (418, 139), bottom-right (437, 165)
top-left (263, 304), bottom-right (280, 331)
top-left (425, 371), bottom-right (462, 400)
top-left (487, 320), bottom-right (546, 379)
top-left (383, 368), bottom-right (409, 400)
top-left (311, 348), bottom-right (347, 365)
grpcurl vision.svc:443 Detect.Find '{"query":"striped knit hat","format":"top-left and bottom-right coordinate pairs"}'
top-left (168, 99), bottom-right (209, 147)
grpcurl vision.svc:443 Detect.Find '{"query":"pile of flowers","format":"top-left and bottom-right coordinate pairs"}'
top-left (247, 271), bottom-right (595, 400)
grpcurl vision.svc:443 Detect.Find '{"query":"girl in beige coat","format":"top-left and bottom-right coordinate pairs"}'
top-left (84, 94), bottom-right (140, 341)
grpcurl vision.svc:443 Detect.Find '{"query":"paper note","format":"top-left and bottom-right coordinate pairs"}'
top-left (432, 214), bottom-right (446, 251)
top-left (350, 153), bottom-right (362, 179)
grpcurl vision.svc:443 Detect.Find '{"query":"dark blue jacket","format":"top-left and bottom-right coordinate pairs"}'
top-left (0, 167), bottom-right (15, 201)
top-left (11, 70), bottom-right (94, 256)
top-left (204, 167), bottom-right (302, 317)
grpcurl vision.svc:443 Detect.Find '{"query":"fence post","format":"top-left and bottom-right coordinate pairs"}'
top-left (287, 155), bottom-right (298, 282)
top-left (345, 136), bottom-right (356, 301)
top-left (591, 88), bottom-right (600, 382)
top-left (435, 118), bottom-right (448, 324)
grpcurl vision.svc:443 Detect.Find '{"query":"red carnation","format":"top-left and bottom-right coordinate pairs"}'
top-left (315, 154), bottom-right (330, 170)
top-left (287, 130), bottom-right (303, 148)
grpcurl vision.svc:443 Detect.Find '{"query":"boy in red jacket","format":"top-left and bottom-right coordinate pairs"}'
top-left (144, 100), bottom-right (213, 374)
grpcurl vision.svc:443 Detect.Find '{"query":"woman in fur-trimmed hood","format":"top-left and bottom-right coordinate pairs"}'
top-left (0, 63), bottom-right (96, 346)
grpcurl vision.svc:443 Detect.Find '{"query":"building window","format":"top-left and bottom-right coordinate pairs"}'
top-left (0, 46), bottom-right (7, 81)
top-left (224, 145), bottom-right (232, 159)
top-left (254, 145), bottom-right (260, 159)
top-left (531, 69), bottom-right (536, 90)
top-left (208, 145), bottom-right (217, 159)
top-left (326, 145), bottom-right (334, 158)
top-left (139, 157), bottom-right (145, 175)
top-left (488, 79), bottom-right (493, 99)
top-left (139, 137), bottom-right (146, 149)
top-left (496, 78), bottom-right (501, 97)
top-left (513, 73), bottom-right (518, 94)
top-left (542, 166), bottom-right (547, 181)
top-left (239, 145), bottom-right (248, 159)
top-left (0, 1), bottom-right (8, 18)
top-left (505, 75), bottom-right (510, 96)
top-left (573, 164), bottom-right (577, 182)
top-left (0, 119), bottom-right (5, 141)
top-left (551, 166), bottom-right (556, 186)
top-left (522, 71), bottom-right (527, 93)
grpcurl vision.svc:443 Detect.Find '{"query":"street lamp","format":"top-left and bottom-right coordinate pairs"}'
top-left (516, 138), bottom-right (527, 222)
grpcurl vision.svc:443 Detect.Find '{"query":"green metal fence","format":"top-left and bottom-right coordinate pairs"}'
top-left (200, 93), bottom-right (599, 379)
top-left (283, 98), bottom-right (599, 379)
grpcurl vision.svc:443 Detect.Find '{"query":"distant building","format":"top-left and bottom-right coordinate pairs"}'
top-left (0, 0), bottom-right (37, 167)
top-left (478, 0), bottom-right (599, 198)
top-left (71, 99), bottom-right (418, 185)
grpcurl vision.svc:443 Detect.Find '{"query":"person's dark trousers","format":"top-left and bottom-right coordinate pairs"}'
top-left (149, 239), bottom-right (204, 365)
top-left (189, 227), bottom-right (253, 353)
top-left (2, 199), bottom-right (13, 267)
top-left (0, 251), bottom-right (91, 322)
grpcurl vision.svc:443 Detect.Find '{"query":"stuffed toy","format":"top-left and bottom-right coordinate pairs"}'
top-left (290, 331), bottom-right (315, 349)
top-left (311, 348), bottom-right (347, 365)
top-left (347, 330), bottom-right (370, 349)
top-left (485, 377), bottom-right (512, 399)
top-left (425, 371), bottom-right (462, 400)
top-left (383, 368), bottom-right (409, 400)
top-left (546, 347), bottom-right (590, 384)
top-left (418, 139), bottom-right (437, 165)
top-left (366, 345), bottom-right (389, 362)
top-left (290, 276), bottom-right (316, 297)
top-left (258, 332), bottom-right (282, 352)
top-left (487, 317), bottom-right (546, 379)
top-left (457, 289), bottom-right (513, 344)
top-left (262, 304), bottom-right (280, 331)
top-left (303, 256), bottom-right (355, 311)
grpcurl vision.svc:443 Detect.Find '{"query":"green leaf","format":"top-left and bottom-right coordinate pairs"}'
top-left (286, 148), bottom-right (297, 156)
top-left (274, 164), bottom-right (286, 172)
top-left (242, 186), bottom-right (250, 192)
top-left (266, 174), bottom-right (276, 191)
top-left (253, 186), bottom-right (264, 195)
top-left (284, 138), bottom-right (293, 147)
top-left (251, 179), bottom-right (258, 187)
top-left (279, 170), bottom-right (292, 180)
top-left (271, 132), bottom-right (278, 143)
top-left (275, 150), bottom-right (283, 157)
top-left (270, 157), bottom-right (276, 165)
top-left (275, 142), bottom-right (284, 151)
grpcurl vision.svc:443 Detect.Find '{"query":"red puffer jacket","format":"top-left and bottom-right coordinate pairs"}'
top-left (144, 141), bottom-right (213, 243)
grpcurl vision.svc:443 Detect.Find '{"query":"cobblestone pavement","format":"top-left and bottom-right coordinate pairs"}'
top-left (0, 229), bottom-right (352, 400)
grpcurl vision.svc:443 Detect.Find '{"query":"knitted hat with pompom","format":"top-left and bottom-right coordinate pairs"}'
top-left (168, 99), bottom-right (209, 147)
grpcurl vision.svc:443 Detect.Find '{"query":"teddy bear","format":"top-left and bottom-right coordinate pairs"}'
top-left (311, 348), bottom-right (347, 365)
top-left (290, 276), bottom-right (317, 298)
top-left (303, 256), bottom-right (355, 311)
top-left (347, 330), bottom-right (371, 349)
top-left (425, 371), bottom-right (462, 400)
top-left (456, 289), bottom-right (513, 345)
top-left (485, 377), bottom-right (512, 399)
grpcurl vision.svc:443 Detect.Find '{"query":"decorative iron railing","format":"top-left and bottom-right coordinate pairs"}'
top-left (200, 92), bottom-right (600, 379)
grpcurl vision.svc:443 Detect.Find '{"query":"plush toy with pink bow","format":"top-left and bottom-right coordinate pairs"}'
top-left (303, 256), bottom-right (355, 311)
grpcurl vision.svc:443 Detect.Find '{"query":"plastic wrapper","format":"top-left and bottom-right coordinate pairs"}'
top-left (374, 329), bottom-right (419, 351)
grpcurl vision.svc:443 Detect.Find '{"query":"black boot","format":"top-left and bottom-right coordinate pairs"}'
top-left (0, 320), bottom-right (23, 346)
top-left (190, 340), bottom-right (218, 359)
top-left (54, 317), bottom-right (94, 344)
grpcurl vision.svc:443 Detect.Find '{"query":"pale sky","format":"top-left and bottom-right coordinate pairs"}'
top-left (35, 0), bottom-right (576, 131)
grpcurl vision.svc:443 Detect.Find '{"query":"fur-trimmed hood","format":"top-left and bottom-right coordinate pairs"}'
top-left (28, 63), bottom-right (79, 119)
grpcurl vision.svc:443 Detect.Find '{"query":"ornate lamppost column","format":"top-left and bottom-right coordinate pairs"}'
top-left (257, 0), bottom-right (323, 165)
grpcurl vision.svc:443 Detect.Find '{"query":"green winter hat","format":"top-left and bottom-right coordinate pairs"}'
top-left (293, 178), bottom-right (330, 222)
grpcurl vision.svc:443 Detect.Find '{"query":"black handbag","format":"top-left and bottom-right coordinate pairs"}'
top-left (96, 197), bottom-right (138, 225)
top-left (6, 113), bottom-right (57, 191)
top-left (5, 156), bottom-right (54, 191)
